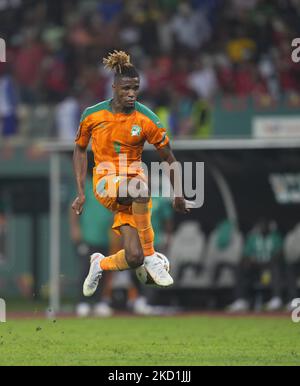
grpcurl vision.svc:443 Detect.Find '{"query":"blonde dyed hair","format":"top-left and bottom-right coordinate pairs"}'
top-left (103, 50), bottom-right (134, 74)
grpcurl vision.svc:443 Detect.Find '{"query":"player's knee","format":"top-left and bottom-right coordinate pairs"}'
top-left (125, 247), bottom-right (144, 268)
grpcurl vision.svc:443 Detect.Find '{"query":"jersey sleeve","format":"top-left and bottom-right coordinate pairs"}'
top-left (75, 111), bottom-right (92, 148)
top-left (143, 119), bottom-right (170, 150)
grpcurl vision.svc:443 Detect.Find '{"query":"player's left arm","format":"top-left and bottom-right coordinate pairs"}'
top-left (156, 143), bottom-right (190, 214)
top-left (142, 110), bottom-right (191, 214)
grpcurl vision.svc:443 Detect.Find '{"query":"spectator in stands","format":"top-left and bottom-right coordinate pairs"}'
top-left (227, 219), bottom-right (284, 312)
top-left (160, 90), bottom-right (195, 138)
top-left (0, 64), bottom-right (19, 137)
top-left (226, 31), bottom-right (256, 64)
top-left (54, 90), bottom-right (81, 141)
top-left (1, 0), bottom-right (299, 140)
top-left (234, 62), bottom-right (257, 96)
top-left (230, 0), bottom-right (258, 11)
top-left (215, 54), bottom-right (235, 95)
top-left (0, 198), bottom-right (8, 265)
top-left (97, 0), bottom-right (123, 23)
top-left (258, 54), bottom-right (280, 99)
top-left (42, 47), bottom-right (69, 103)
top-left (170, 2), bottom-right (212, 52)
top-left (13, 29), bottom-right (46, 104)
top-left (187, 56), bottom-right (218, 101)
top-left (209, 219), bottom-right (243, 289)
top-left (190, 99), bottom-right (213, 138)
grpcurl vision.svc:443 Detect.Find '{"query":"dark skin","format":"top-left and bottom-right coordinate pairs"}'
top-left (72, 76), bottom-right (190, 267)
top-left (111, 76), bottom-right (139, 112)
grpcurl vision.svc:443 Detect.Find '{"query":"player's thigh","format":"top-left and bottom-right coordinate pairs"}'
top-left (117, 176), bottom-right (149, 205)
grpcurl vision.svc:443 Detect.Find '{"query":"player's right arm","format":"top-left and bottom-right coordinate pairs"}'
top-left (72, 144), bottom-right (88, 215)
top-left (69, 200), bottom-right (82, 242)
top-left (72, 112), bottom-right (92, 215)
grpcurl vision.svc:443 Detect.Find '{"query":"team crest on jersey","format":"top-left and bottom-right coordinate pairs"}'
top-left (131, 125), bottom-right (142, 136)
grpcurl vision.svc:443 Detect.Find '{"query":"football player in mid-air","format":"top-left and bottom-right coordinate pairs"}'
top-left (72, 50), bottom-right (192, 296)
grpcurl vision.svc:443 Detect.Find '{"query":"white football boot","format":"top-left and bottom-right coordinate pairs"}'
top-left (144, 254), bottom-right (174, 287)
top-left (83, 252), bottom-right (105, 297)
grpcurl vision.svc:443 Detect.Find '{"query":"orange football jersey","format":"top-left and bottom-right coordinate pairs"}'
top-left (75, 99), bottom-right (169, 184)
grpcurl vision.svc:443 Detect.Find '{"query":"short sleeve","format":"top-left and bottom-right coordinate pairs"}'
top-left (143, 120), bottom-right (170, 150)
top-left (75, 111), bottom-right (92, 148)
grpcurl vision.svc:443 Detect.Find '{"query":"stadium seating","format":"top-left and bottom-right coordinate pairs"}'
top-left (168, 221), bottom-right (210, 288)
top-left (206, 221), bottom-right (243, 288)
top-left (284, 224), bottom-right (300, 264)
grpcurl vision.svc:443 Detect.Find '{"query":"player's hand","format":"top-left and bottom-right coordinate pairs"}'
top-left (173, 197), bottom-right (191, 214)
top-left (72, 195), bottom-right (85, 215)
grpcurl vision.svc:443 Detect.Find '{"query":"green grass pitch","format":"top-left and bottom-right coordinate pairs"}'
top-left (0, 315), bottom-right (300, 366)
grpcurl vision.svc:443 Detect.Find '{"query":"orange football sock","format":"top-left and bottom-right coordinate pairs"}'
top-left (132, 201), bottom-right (155, 257)
top-left (100, 250), bottom-right (130, 271)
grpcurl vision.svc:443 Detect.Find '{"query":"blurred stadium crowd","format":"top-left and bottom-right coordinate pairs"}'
top-left (1, 0), bottom-right (300, 139)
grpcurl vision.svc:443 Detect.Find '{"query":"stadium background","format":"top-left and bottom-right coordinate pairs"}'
top-left (0, 0), bottom-right (300, 315)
